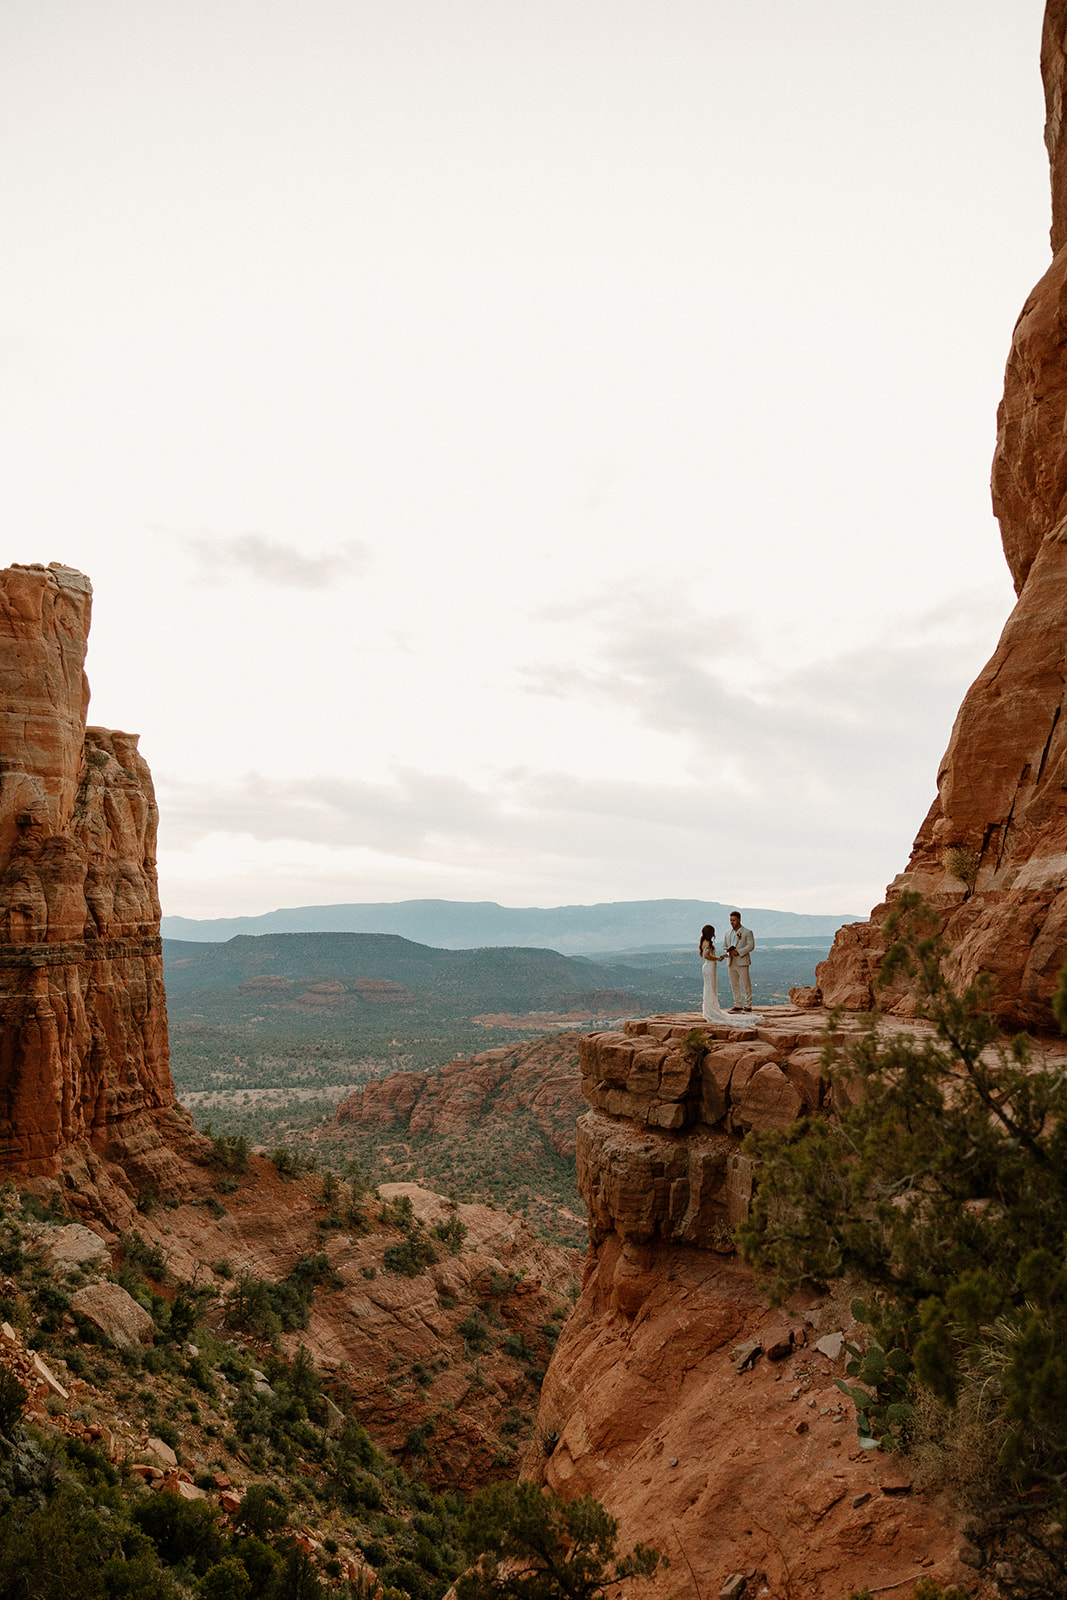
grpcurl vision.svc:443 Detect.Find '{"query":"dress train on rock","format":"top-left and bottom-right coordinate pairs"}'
top-left (702, 955), bottom-right (761, 1025)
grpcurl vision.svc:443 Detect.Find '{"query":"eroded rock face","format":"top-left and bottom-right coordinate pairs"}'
top-left (533, 1240), bottom-right (970, 1599)
top-left (0, 562), bottom-right (191, 1180)
top-left (813, 2), bottom-right (1067, 1028)
top-left (529, 1007), bottom-right (971, 1595)
top-left (336, 1036), bottom-right (586, 1159)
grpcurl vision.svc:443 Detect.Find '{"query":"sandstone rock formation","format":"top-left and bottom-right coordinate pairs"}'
top-left (531, 1009), bottom-right (973, 1595)
top-left (335, 1038), bottom-right (585, 1160)
top-left (70, 1280), bottom-right (155, 1349)
top-left (813, 0), bottom-right (1067, 1028)
top-left (0, 561), bottom-right (193, 1185)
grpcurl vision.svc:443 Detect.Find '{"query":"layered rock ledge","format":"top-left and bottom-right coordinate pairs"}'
top-left (577, 1006), bottom-right (865, 1250)
top-left (0, 562), bottom-right (192, 1190)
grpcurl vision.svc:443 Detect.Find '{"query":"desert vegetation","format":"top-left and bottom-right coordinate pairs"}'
top-left (0, 1161), bottom-right (587, 1599)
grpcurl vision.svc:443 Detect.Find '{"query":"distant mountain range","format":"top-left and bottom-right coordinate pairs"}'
top-left (160, 897), bottom-right (859, 954)
top-left (161, 931), bottom-right (653, 1009)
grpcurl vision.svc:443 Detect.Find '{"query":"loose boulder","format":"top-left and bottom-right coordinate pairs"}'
top-left (71, 1282), bottom-right (154, 1349)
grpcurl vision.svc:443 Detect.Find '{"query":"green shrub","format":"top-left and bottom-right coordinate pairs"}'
top-left (457, 1482), bottom-right (662, 1600)
top-left (199, 1556), bottom-right (252, 1600)
top-left (458, 1312), bottom-right (490, 1353)
top-left (269, 1148), bottom-right (300, 1179)
top-left (133, 1493), bottom-right (224, 1575)
top-left (381, 1194), bottom-right (417, 1231)
top-left (431, 1216), bottom-right (468, 1255)
top-left (232, 1483), bottom-right (289, 1542)
top-left (501, 1331), bottom-right (534, 1363)
top-left (209, 1133), bottom-right (250, 1174)
top-left (0, 1487), bottom-right (178, 1599)
top-left (384, 1233), bottom-right (437, 1278)
top-left (118, 1232), bottom-right (167, 1281)
top-left (19, 1191), bottom-right (67, 1224)
top-left (404, 1417), bottom-right (436, 1456)
top-left (0, 1367), bottom-right (27, 1434)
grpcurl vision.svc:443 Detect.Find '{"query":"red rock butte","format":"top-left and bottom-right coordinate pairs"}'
top-left (812, 0), bottom-right (1067, 1029)
top-left (0, 561), bottom-right (191, 1187)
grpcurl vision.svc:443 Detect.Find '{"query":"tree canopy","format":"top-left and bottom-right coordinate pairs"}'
top-left (456, 1482), bottom-right (662, 1600)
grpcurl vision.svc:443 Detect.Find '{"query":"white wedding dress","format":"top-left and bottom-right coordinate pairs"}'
top-left (701, 946), bottom-right (761, 1025)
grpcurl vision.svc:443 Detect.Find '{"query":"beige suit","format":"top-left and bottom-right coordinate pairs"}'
top-left (725, 925), bottom-right (755, 1008)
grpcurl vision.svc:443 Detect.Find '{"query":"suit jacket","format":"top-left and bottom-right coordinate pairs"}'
top-left (725, 925), bottom-right (755, 966)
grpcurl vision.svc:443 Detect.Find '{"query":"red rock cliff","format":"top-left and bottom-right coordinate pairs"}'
top-left (815, 0), bottom-right (1067, 1027)
top-left (0, 561), bottom-right (186, 1180)
top-left (529, 1010), bottom-right (971, 1596)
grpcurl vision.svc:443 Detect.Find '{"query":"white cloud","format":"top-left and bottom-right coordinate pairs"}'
top-left (180, 532), bottom-right (369, 589)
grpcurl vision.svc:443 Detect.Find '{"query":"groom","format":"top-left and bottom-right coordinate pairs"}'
top-left (724, 911), bottom-right (755, 1013)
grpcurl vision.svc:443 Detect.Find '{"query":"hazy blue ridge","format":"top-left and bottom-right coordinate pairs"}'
top-left (161, 931), bottom-right (668, 1009)
top-left (160, 896), bottom-right (861, 952)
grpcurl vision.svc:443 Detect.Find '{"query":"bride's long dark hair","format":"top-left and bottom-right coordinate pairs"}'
top-left (699, 923), bottom-right (715, 953)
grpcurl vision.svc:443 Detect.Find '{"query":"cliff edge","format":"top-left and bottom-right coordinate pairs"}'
top-left (814, 0), bottom-right (1067, 1028)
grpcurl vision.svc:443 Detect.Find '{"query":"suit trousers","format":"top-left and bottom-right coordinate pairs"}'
top-left (728, 961), bottom-right (752, 1008)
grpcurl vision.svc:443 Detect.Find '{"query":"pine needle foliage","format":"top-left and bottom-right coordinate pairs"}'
top-left (457, 1482), bottom-right (663, 1600)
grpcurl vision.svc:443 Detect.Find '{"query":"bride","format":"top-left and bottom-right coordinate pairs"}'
top-left (700, 923), bottom-right (760, 1024)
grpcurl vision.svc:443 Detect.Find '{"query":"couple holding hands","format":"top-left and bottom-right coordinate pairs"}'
top-left (699, 912), bottom-right (758, 1024)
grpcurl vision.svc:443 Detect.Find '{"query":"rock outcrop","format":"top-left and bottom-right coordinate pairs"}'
top-left (530, 1009), bottom-right (973, 1596)
top-left (813, 0), bottom-right (1067, 1028)
top-left (0, 562), bottom-right (192, 1182)
top-left (335, 1037), bottom-right (585, 1159)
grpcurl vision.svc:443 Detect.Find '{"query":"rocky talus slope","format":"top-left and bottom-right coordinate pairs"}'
top-left (528, 1008), bottom-right (976, 1599)
top-left (812, 0), bottom-right (1067, 1029)
top-left (0, 562), bottom-right (194, 1187)
top-left (142, 1162), bottom-right (580, 1489)
top-left (0, 1179), bottom-right (578, 1594)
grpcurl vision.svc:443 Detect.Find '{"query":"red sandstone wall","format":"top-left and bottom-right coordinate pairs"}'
top-left (0, 563), bottom-right (178, 1175)
top-left (815, 1), bottom-right (1067, 1028)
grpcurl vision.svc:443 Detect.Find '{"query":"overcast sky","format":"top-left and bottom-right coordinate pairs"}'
top-left (0, 0), bottom-right (1050, 920)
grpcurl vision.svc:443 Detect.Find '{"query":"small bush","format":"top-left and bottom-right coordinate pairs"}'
top-left (458, 1312), bottom-right (490, 1354)
top-left (119, 1232), bottom-right (167, 1281)
top-left (133, 1492), bottom-right (224, 1575)
top-left (209, 1133), bottom-right (250, 1174)
top-left (19, 1192), bottom-right (66, 1224)
top-left (431, 1216), bottom-right (468, 1255)
top-left (380, 1194), bottom-right (417, 1231)
top-left (0, 1367), bottom-right (27, 1434)
top-left (269, 1148), bottom-right (300, 1179)
top-left (384, 1233), bottom-right (437, 1278)
top-left (233, 1482), bottom-right (289, 1541)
